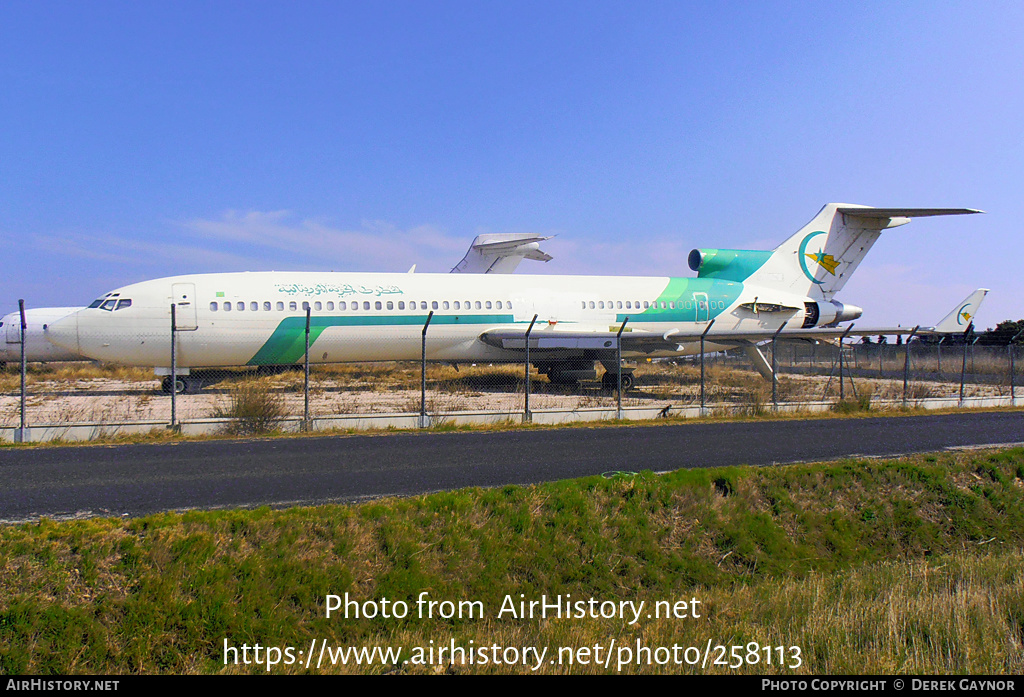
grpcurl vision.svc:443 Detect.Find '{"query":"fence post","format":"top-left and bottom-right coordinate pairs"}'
top-left (937, 337), bottom-right (944, 379)
top-left (16, 300), bottom-right (27, 443)
top-left (837, 325), bottom-right (854, 402)
top-left (771, 321), bottom-right (787, 410)
top-left (959, 322), bottom-right (973, 406)
top-left (170, 303), bottom-right (178, 432)
top-left (616, 318), bottom-right (628, 419)
top-left (902, 326), bottom-right (919, 408)
top-left (1010, 330), bottom-right (1023, 404)
top-left (700, 319), bottom-right (715, 415)
top-left (523, 314), bottom-right (538, 423)
top-left (419, 311), bottom-right (433, 428)
top-left (303, 306), bottom-right (311, 432)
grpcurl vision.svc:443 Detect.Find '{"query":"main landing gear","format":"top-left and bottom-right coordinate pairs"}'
top-left (161, 374), bottom-right (204, 394)
top-left (601, 370), bottom-right (635, 391)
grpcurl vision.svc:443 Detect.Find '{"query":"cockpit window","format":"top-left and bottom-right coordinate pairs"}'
top-left (89, 298), bottom-right (105, 308)
top-left (115, 299), bottom-right (132, 310)
top-left (100, 299), bottom-right (117, 311)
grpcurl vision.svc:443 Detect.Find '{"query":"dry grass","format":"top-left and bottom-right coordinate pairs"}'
top-left (210, 379), bottom-right (288, 435)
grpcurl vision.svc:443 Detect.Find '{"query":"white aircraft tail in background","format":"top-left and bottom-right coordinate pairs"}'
top-left (933, 289), bottom-right (989, 334)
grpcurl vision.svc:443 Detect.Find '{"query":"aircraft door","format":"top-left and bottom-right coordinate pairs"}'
top-left (172, 283), bottom-right (198, 331)
top-left (693, 292), bottom-right (709, 322)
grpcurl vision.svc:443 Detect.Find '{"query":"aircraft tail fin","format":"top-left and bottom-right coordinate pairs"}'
top-left (745, 204), bottom-right (982, 299)
top-left (933, 288), bottom-right (989, 333)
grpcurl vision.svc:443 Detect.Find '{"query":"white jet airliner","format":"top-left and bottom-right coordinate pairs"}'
top-left (0, 307), bottom-right (86, 365)
top-left (45, 203), bottom-right (984, 393)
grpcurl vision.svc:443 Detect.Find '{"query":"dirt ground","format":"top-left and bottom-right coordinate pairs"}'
top-left (0, 360), bottom-right (1012, 428)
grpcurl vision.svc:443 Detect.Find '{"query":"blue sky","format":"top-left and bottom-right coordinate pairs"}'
top-left (2, 1), bottom-right (1021, 328)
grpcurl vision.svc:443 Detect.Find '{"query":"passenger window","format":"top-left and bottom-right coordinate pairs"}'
top-left (431, 301), bottom-right (438, 310)
top-left (582, 302), bottom-right (586, 309)
top-left (363, 301), bottom-right (370, 310)
top-left (351, 302), bottom-right (358, 311)
top-left (496, 301), bottom-right (502, 309)
top-left (598, 301), bottom-right (604, 309)
top-left (617, 301), bottom-right (622, 309)
top-left (302, 301), bottom-right (310, 311)
top-left (475, 301), bottom-right (482, 310)
top-left (224, 302), bottom-right (232, 312)
top-left (210, 302), bottom-right (218, 312)
top-left (453, 301), bottom-right (460, 310)
top-left (262, 301), bottom-right (269, 311)
top-left (250, 302), bottom-right (258, 311)
top-left (485, 301), bottom-right (492, 309)
top-left (386, 301), bottom-right (393, 310)
top-left (420, 302), bottom-right (428, 310)
top-left (327, 301), bottom-right (334, 311)
top-left (625, 301), bottom-right (631, 309)
top-left (238, 302), bottom-right (246, 312)
top-left (315, 301), bottom-right (322, 311)
top-left (375, 301), bottom-right (382, 310)
top-left (289, 301), bottom-right (297, 311)
top-left (398, 301), bottom-right (405, 310)
top-left (339, 302), bottom-right (346, 310)
top-left (442, 301), bottom-right (449, 310)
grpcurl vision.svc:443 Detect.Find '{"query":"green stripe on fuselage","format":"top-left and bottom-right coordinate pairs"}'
top-left (247, 314), bottom-right (516, 365)
top-left (616, 277), bottom-right (742, 323)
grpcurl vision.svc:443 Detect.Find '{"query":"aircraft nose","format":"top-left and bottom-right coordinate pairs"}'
top-left (45, 313), bottom-right (80, 354)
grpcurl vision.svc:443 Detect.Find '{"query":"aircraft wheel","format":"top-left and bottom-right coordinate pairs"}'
top-left (160, 376), bottom-right (190, 394)
top-left (602, 372), bottom-right (634, 391)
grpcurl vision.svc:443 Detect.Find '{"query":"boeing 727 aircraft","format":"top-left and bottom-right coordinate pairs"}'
top-left (45, 203), bottom-right (983, 393)
top-left (0, 307), bottom-right (86, 365)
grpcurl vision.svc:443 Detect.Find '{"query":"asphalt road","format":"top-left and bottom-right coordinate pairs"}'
top-left (1, 411), bottom-right (1022, 521)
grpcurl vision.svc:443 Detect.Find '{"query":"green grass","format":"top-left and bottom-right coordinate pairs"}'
top-left (2, 448), bottom-right (1024, 674)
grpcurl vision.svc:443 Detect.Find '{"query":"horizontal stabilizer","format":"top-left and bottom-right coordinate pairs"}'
top-left (835, 207), bottom-right (984, 219)
top-left (451, 233), bottom-right (554, 274)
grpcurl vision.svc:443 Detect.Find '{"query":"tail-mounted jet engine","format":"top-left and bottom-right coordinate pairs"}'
top-left (801, 300), bottom-right (862, 328)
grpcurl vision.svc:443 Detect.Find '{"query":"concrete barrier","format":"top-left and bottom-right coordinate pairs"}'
top-left (2, 395), bottom-right (1020, 444)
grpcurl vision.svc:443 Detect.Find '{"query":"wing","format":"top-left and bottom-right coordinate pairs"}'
top-left (479, 322), bottom-right (969, 356)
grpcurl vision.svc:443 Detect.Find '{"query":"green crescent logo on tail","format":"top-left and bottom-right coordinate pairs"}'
top-left (957, 304), bottom-right (972, 326)
top-left (798, 231), bottom-right (839, 284)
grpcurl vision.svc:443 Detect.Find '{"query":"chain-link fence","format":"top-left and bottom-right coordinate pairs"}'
top-left (2, 336), bottom-right (1021, 442)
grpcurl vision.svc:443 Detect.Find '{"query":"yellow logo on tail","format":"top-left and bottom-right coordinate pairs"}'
top-left (805, 250), bottom-right (839, 275)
